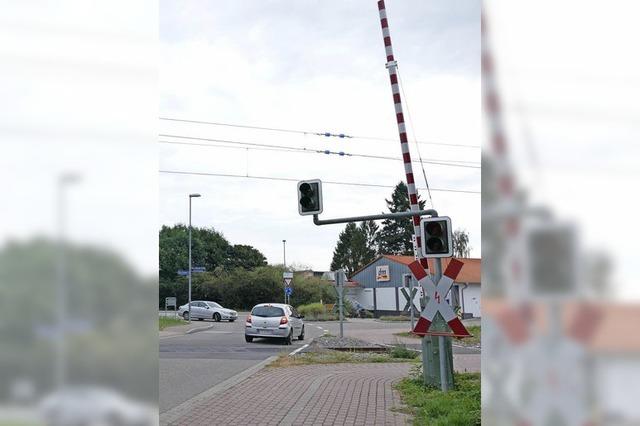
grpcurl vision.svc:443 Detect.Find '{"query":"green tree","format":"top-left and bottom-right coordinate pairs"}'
top-left (227, 244), bottom-right (267, 270)
top-left (330, 222), bottom-right (377, 277)
top-left (159, 225), bottom-right (268, 278)
top-left (377, 182), bottom-right (426, 255)
top-left (452, 229), bottom-right (471, 258)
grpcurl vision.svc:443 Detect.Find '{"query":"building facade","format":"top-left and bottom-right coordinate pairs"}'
top-left (346, 255), bottom-right (481, 318)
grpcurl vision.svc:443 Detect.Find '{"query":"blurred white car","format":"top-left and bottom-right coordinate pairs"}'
top-left (178, 300), bottom-right (238, 322)
top-left (39, 386), bottom-right (151, 426)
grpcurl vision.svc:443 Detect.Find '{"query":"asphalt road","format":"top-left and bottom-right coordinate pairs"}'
top-left (159, 316), bottom-right (324, 413)
top-left (159, 316), bottom-right (480, 413)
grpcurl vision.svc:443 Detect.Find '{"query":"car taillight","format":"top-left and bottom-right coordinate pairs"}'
top-left (280, 316), bottom-right (288, 325)
top-left (246, 315), bottom-right (252, 323)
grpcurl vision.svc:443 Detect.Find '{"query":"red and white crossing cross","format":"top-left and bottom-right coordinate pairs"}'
top-left (408, 259), bottom-right (471, 337)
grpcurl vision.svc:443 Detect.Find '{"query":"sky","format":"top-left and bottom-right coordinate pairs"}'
top-left (159, 0), bottom-right (481, 271)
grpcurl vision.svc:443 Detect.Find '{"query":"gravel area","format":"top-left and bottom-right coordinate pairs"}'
top-left (311, 335), bottom-right (386, 350)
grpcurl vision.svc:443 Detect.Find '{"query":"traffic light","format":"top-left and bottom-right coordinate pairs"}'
top-left (297, 179), bottom-right (323, 215)
top-left (420, 216), bottom-right (453, 258)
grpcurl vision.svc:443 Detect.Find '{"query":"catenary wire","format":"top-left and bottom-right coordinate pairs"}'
top-left (158, 169), bottom-right (480, 194)
top-left (159, 116), bottom-right (481, 149)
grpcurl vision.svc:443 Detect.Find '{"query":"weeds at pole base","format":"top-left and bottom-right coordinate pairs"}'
top-left (396, 371), bottom-right (480, 425)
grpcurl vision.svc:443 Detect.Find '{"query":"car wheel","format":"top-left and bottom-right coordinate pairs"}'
top-left (213, 312), bottom-right (221, 322)
top-left (298, 326), bottom-right (305, 341)
top-left (182, 312), bottom-right (189, 321)
top-left (198, 317), bottom-right (203, 321)
top-left (245, 335), bottom-right (253, 343)
top-left (285, 330), bottom-right (293, 345)
top-left (229, 319), bottom-right (235, 322)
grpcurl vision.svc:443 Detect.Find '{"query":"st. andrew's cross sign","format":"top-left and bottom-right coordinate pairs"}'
top-left (408, 258), bottom-right (471, 338)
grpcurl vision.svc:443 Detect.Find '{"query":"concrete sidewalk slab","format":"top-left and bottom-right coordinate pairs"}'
top-left (162, 363), bottom-right (412, 426)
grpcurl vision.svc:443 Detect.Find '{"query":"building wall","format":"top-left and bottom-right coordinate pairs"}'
top-left (350, 257), bottom-right (481, 317)
top-left (460, 284), bottom-right (481, 318)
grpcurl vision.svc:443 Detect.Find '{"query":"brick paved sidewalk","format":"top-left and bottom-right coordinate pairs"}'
top-left (163, 363), bottom-right (412, 426)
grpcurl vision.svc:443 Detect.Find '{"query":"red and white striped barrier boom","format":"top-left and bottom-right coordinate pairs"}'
top-left (376, 0), bottom-right (428, 269)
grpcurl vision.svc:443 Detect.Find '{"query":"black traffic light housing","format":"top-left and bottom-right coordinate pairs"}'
top-left (297, 179), bottom-right (323, 216)
top-left (420, 216), bottom-right (453, 258)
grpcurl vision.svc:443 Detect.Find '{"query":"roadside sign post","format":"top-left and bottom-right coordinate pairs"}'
top-left (283, 272), bottom-right (293, 305)
top-left (165, 297), bottom-right (177, 317)
top-left (408, 257), bottom-right (469, 391)
top-left (336, 270), bottom-right (345, 338)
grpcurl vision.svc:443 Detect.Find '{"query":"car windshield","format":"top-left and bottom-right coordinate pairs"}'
top-left (252, 306), bottom-right (284, 317)
top-left (206, 302), bottom-right (222, 308)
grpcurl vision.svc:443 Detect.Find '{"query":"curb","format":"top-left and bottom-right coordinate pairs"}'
top-left (185, 324), bottom-right (215, 335)
top-left (160, 355), bottom-right (279, 425)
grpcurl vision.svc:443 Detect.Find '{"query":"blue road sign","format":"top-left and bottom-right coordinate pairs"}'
top-left (285, 286), bottom-right (293, 296)
top-left (177, 267), bottom-right (206, 276)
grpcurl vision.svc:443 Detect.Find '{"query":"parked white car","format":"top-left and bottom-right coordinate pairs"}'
top-left (178, 301), bottom-right (238, 322)
top-left (245, 303), bottom-right (304, 345)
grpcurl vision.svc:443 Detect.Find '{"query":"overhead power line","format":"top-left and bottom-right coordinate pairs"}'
top-left (158, 169), bottom-right (480, 194)
top-left (159, 116), bottom-right (481, 149)
top-left (158, 135), bottom-right (480, 169)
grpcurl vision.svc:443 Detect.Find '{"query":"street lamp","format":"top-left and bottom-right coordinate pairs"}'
top-left (56, 173), bottom-right (81, 389)
top-left (188, 193), bottom-right (201, 323)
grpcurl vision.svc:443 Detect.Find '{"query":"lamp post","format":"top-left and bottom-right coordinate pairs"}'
top-left (188, 193), bottom-right (201, 323)
top-left (56, 173), bottom-right (80, 389)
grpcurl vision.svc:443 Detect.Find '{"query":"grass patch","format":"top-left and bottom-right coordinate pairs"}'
top-left (396, 372), bottom-right (480, 425)
top-left (268, 348), bottom-right (419, 368)
top-left (159, 316), bottom-right (187, 330)
top-left (379, 315), bottom-right (410, 321)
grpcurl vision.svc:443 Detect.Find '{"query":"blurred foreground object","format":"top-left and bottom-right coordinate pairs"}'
top-left (0, 1), bottom-right (158, 424)
top-left (482, 1), bottom-right (640, 424)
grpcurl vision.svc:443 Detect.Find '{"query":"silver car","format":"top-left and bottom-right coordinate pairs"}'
top-left (245, 303), bottom-right (304, 345)
top-left (178, 301), bottom-right (238, 322)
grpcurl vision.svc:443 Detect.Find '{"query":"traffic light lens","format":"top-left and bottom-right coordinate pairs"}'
top-left (425, 222), bottom-right (443, 237)
top-left (426, 237), bottom-right (444, 252)
top-left (300, 183), bottom-right (313, 195)
top-left (300, 196), bottom-right (316, 209)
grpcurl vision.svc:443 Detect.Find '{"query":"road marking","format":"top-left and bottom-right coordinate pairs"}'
top-left (316, 326), bottom-right (323, 329)
top-left (289, 343), bottom-right (309, 356)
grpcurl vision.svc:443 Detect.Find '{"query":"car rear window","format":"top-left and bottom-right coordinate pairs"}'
top-left (252, 306), bottom-right (284, 317)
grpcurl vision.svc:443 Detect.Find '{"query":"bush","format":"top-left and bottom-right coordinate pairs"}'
top-left (298, 302), bottom-right (325, 318)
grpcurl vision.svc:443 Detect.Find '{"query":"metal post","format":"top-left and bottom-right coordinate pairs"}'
top-left (188, 197), bottom-right (192, 323)
top-left (187, 193), bottom-right (200, 323)
top-left (283, 239), bottom-right (287, 304)
top-left (432, 258), bottom-right (448, 392)
top-left (55, 174), bottom-right (79, 389)
top-left (338, 270), bottom-right (344, 338)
